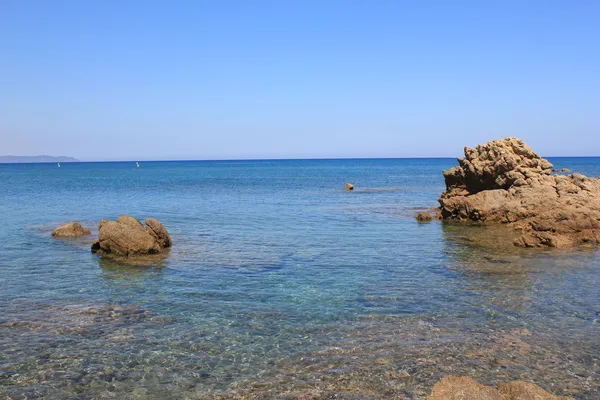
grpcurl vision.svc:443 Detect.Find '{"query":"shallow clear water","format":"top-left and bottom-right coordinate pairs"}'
top-left (1, 158), bottom-right (599, 399)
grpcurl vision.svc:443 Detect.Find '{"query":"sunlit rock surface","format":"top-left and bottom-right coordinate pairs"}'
top-left (91, 216), bottom-right (172, 259)
top-left (51, 222), bottom-right (91, 237)
top-left (439, 137), bottom-right (600, 248)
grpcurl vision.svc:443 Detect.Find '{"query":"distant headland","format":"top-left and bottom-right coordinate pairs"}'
top-left (0, 155), bottom-right (79, 163)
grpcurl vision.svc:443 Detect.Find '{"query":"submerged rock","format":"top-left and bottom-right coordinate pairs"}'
top-left (51, 222), bottom-right (91, 237)
top-left (427, 375), bottom-right (574, 400)
top-left (91, 216), bottom-right (172, 258)
top-left (345, 183), bottom-right (354, 191)
top-left (439, 137), bottom-right (600, 248)
top-left (416, 211), bottom-right (435, 222)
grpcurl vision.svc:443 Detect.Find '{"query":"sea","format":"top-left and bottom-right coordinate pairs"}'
top-left (0, 158), bottom-right (599, 399)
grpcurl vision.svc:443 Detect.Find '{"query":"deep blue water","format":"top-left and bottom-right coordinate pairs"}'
top-left (1, 158), bottom-right (599, 398)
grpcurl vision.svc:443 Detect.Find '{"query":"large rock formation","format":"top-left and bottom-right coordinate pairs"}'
top-left (439, 137), bottom-right (600, 248)
top-left (427, 376), bottom-right (574, 400)
top-left (52, 222), bottom-right (91, 237)
top-left (91, 216), bottom-right (172, 258)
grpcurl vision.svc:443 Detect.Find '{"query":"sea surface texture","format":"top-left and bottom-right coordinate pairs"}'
top-left (1, 158), bottom-right (599, 399)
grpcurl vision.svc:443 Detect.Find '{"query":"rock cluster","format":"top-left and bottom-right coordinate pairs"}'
top-left (427, 376), bottom-right (573, 400)
top-left (51, 222), bottom-right (91, 237)
top-left (91, 216), bottom-right (172, 257)
top-left (439, 137), bottom-right (600, 248)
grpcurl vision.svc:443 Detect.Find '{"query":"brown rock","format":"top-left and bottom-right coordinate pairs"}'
top-left (439, 138), bottom-right (600, 248)
top-left (452, 137), bottom-right (553, 194)
top-left (91, 216), bottom-right (172, 258)
top-left (145, 218), bottom-right (172, 248)
top-left (116, 215), bottom-right (145, 231)
top-left (375, 357), bottom-right (390, 365)
top-left (427, 376), bottom-right (501, 400)
top-left (94, 220), bottom-right (160, 256)
top-left (498, 381), bottom-right (574, 400)
top-left (416, 212), bottom-right (435, 222)
top-left (443, 166), bottom-right (466, 191)
top-left (427, 376), bottom-right (573, 400)
top-left (52, 222), bottom-right (91, 237)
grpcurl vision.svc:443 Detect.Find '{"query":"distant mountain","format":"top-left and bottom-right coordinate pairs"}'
top-left (0, 155), bottom-right (79, 163)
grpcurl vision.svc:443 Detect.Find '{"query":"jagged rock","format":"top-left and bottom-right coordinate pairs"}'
top-left (427, 376), bottom-right (574, 400)
top-left (443, 137), bottom-right (554, 194)
top-left (91, 216), bottom-right (171, 258)
top-left (345, 183), bottom-right (354, 191)
top-left (439, 137), bottom-right (600, 248)
top-left (416, 212), bottom-right (434, 222)
top-left (52, 222), bottom-right (91, 237)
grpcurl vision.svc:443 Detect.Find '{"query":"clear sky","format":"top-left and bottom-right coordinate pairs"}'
top-left (1, 0), bottom-right (599, 160)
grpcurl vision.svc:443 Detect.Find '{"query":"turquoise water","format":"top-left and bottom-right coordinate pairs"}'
top-left (1, 158), bottom-right (599, 399)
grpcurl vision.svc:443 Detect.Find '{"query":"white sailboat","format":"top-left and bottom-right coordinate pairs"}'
top-left (57, 162), bottom-right (61, 168)
top-left (136, 162), bottom-right (140, 168)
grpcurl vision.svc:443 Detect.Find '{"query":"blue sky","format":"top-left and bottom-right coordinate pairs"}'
top-left (1, 0), bottom-right (599, 160)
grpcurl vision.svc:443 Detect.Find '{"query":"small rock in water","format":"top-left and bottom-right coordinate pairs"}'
top-left (385, 369), bottom-right (411, 380)
top-left (375, 357), bottom-right (390, 365)
top-left (52, 222), bottom-right (91, 237)
top-left (416, 212), bottom-right (435, 222)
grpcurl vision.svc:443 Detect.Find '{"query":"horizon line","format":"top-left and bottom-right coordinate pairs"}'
top-left (2, 154), bottom-right (600, 164)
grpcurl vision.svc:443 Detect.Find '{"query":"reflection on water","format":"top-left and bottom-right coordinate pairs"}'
top-left (441, 221), bottom-right (600, 330)
top-left (99, 257), bottom-right (166, 281)
top-left (97, 251), bottom-right (171, 270)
